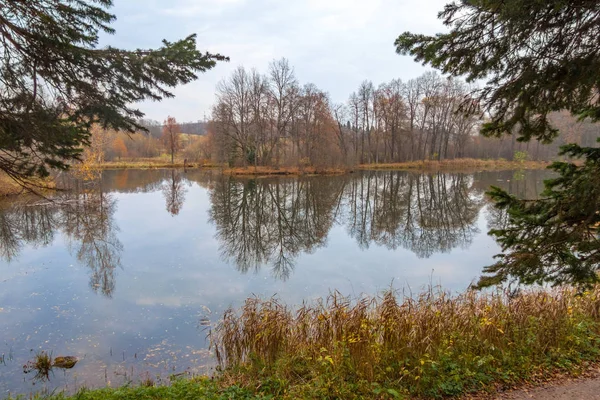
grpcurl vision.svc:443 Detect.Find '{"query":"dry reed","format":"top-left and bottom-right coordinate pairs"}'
top-left (358, 158), bottom-right (551, 171)
top-left (211, 286), bottom-right (600, 397)
top-left (222, 165), bottom-right (349, 176)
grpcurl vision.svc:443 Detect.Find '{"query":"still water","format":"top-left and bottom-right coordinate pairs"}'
top-left (0, 169), bottom-right (550, 395)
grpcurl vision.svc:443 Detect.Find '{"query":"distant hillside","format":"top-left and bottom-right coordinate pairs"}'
top-left (137, 119), bottom-right (208, 138)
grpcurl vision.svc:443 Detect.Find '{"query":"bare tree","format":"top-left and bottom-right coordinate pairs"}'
top-left (162, 116), bottom-right (181, 164)
top-left (268, 58), bottom-right (299, 165)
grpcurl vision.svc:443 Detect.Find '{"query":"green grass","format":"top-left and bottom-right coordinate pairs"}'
top-left (211, 286), bottom-right (600, 399)
top-left (8, 285), bottom-right (600, 400)
top-left (7, 377), bottom-right (265, 400)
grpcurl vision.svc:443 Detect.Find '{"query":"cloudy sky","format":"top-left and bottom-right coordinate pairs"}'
top-left (102, 0), bottom-right (449, 122)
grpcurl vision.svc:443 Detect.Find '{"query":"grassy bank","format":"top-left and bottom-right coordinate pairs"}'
top-left (209, 286), bottom-right (600, 398)
top-left (358, 158), bottom-right (551, 171)
top-left (6, 378), bottom-right (262, 400)
top-left (13, 285), bottom-right (600, 400)
top-left (0, 174), bottom-right (56, 198)
top-left (222, 165), bottom-right (348, 176)
top-left (89, 158), bottom-right (551, 174)
top-left (94, 161), bottom-right (347, 175)
top-left (0, 174), bottom-right (23, 197)
top-left (91, 159), bottom-right (215, 169)
top-left (0, 158), bottom-right (552, 196)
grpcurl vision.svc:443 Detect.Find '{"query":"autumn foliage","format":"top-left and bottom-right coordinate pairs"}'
top-left (161, 116), bottom-right (182, 164)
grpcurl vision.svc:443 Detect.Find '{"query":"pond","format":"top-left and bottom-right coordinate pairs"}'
top-left (0, 168), bottom-right (552, 396)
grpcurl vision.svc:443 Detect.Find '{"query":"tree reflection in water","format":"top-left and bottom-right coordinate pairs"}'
top-left (343, 172), bottom-right (482, 257)
top-left (208, 171), bottom-right (484, 278)
top-left (0, 184), bottom-right (122, 297)
top-left (162, 170), bottom-right (187, 216)
top-left (0, 169), bottom-right (548, 290)
top-left (209, 177), bottom-right (344, 280)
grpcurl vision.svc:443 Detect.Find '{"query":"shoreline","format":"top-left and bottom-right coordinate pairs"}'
top-left (93, 158), bottom-right (551, 174)
top-left (358, 158), bottom-right (551, 171)
top-left (7, 366), bottom-right (600, 400)
top-left (9, 285), bottom-right (600, 400)
top-left (0, 159), bottom-right (551, 197)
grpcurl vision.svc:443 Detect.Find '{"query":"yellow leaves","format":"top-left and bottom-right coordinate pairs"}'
top-left (317, 349), bottom-right (334, 366)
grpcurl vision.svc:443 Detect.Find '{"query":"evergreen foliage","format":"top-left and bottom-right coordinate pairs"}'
top-left (396, 1), bottom-right (600, 287)
top-left (0, 0), bottom-right (227, 185)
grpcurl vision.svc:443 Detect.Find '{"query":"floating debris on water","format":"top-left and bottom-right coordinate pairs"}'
top-left (53, 356), bottom-right (78, 369)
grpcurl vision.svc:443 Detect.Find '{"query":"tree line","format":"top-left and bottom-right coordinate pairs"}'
top-left (80, 60), bottom-right (600, 169)
top-left (206, 59), bottom-right (600, 168)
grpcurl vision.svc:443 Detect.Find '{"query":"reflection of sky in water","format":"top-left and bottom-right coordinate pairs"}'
top-left (0, 169), bottom-right (552, 396)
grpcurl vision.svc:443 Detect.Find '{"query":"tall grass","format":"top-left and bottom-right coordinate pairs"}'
top-left (358, 158), bottom-right (551, 171)
top-left (0, 173), bottom-right (55, 197)
top-left (0, 174), bottom-right (22, 196)
top-left (212, 286), bottom-right (600, 398)
top-left (223, 165), bottom-right (349, 176)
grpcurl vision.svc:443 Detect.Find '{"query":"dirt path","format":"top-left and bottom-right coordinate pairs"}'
top-left (493, 368), bottom-right (600, 399)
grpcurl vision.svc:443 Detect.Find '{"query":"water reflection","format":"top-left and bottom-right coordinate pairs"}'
top-left (0, 169), bottom-right (552, 395)
top-left (342, 172), bottom-right (482, 257)
top-left (207, 172), bottom-right (484, 277)
top-left (0, 188), bottom-right (122, 297)
top-left (209, 177), bottom-right (342, 280)
top-left (0, 169), bottom-right (549, 290)
top-left (162, 170), bottom-right (188, 216)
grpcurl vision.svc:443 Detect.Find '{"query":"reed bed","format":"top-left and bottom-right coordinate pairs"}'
top-left (211, 286), bottom-right (600, 398)
top-left (358, 158), bottom-right (551, 171)
top-left (222, 165), bottom-right (349, 176)
top-left (93, 160), bottom-right (195, 169)
top-left (0, 173), bottom-right (55, 197)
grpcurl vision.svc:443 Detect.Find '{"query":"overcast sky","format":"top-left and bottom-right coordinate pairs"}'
top-left (102, 0), bottom-right (449, 122)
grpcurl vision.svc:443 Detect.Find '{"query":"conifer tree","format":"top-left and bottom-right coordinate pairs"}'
top-left (0, 0), bottom-right (227, 186)
top-left (396, 1), bottom-right (600, 287)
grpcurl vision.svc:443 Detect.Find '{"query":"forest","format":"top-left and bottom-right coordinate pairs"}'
top-left (85, 59), bottom-right (600, 168)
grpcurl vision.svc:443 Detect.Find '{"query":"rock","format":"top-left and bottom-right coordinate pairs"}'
top-left (53, 356), bottom-right (78, 369)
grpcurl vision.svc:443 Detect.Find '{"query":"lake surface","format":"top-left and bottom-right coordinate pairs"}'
top-left (0, 168), bottom-right (551, 396)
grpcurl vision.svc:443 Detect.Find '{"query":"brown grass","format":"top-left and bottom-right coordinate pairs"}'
top-left (0, 173), bottom-right (56, 197)
top-left (222, 165), bottom-right (349, 176)
top-left (80, 157), bottom-right (552, 174)
top-left (23, 351), bottom-right (53, 382)
top-left (211, 285), bottom-right (600, 398)
top-left (93, 159), bottom-right (196, 169)
top-left (0, 174), bottom-right (23, 197)
top-left (359, 158), bottom-right (552, 171)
